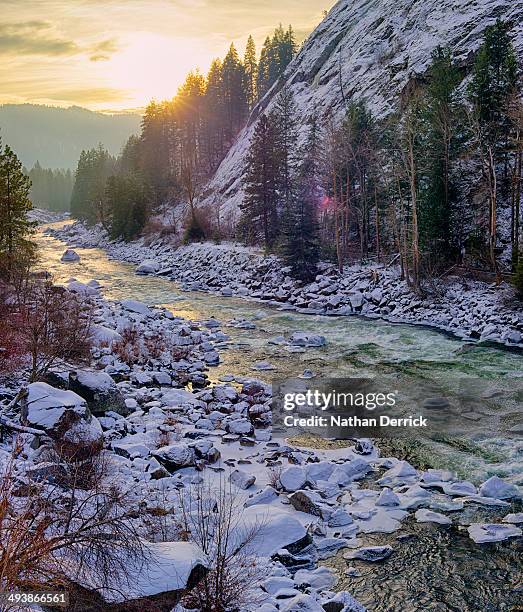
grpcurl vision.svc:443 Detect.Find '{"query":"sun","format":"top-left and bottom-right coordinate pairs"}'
top-left (104, 32), bottom-right (214, 108)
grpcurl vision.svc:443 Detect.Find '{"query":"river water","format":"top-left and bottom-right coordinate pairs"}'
top-left (35, 223), bottom-right (523, 611)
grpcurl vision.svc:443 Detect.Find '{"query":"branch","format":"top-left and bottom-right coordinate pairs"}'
top-left (0, 415), bottom-right (46, 436)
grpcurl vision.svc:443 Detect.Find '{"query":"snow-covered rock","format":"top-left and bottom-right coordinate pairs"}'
top-left (229, 469), bottom-right (256, 489)
top-left (121, 299), bottom-right (152, 316)
top-left (344, 545), bottom-right (393, 562)
top-left (101, 541), bottom-right (208, 605)
top-left (376, 488), bottom-right (400, 507)
top-left (288, 332), bottom-right (327, 348)
top-left (243, 508), bottom-right (309, 558)
top-left (20, 382), bottom-right (102, 444)
top-left (91, 324), bottom-right (123, 346)
top-left (415, 509), bottom-right (452, 525)
top-left (503, 513), bottom-right (523, 524)
top-left (136, 259), bottom-right (160, 274)
top-left (245, 486), bottom-right (279, 508)
top-left (479, 476), bottom-right (520, 500)
top-left (280, 465), bottom-right (308, 492)
top-left (467, 523), bottom-right (522, 544)
top-left (68, 369), bottom-right (127, 415)
top-left (60, 249), bottom-right (80, 262)
top-left (152, 444), bottom-right (196, 471)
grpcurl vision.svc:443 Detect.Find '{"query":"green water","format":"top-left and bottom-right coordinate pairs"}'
top-left (36, 223), bottom-right (523, 611)
top-left (37, 223), bottom-right (523, 483)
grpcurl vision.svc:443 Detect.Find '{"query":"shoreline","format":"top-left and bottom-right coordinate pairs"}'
top-left (44, 219), bottom-right (523, 351)
top-left (1, 224), bottom-right (521, 609)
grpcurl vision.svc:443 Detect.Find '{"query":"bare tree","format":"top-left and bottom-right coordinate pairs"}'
top-left (0, 448), bottom-right (146, 608)
top-left (178, 478), bottom-right (267, 612)
top-left (15, 280), bottom-right (94, 381)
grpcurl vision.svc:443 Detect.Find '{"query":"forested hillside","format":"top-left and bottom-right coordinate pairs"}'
top-left (0, 104), bottom-right (140, 170)
top-left (69, 25), bottom-right (297, 239)
top-left (68, 4), bottom-right (523, 293)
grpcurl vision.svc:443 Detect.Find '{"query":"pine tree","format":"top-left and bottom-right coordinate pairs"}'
top-left (244, 35), bottom-right (258, 111)
top-left (468, 20), bottom-right (518, 138)
top-left (106, 175), bottom-right (147, 241)
top-left (514, 256), bottom-right (523, 299)
top-left (272, 86), bottom-right (299, 212)
top-left (0, 138), bottom-right (35, 261)
top-left (468, 19), bottom-right (518, 274)
top-left (222, 43), bottom-right (248, 140)
top-left (239, 114), bottom-right (279, 248)
top-left (205, 59), bottom-right (226, 169)
top-left (257, 25), bottom-right (297, 100)
top-left (257, 37), bottom-right (272, 100)
top-left (281, 117), bottom-right (320, 282)
top-left (70, 144), bottom-right (114, 225)
top-left (418, 46), bottom-right (463, 265)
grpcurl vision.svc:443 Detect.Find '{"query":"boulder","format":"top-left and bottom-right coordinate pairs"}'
top-left (226, 418), bottom-right (254, 436)
top-left (414, 509), bottom-right (451, 525)
top-left (20, 383), bottom-right (103, 450)
top-left (288, 332), bottom-right (327, 348)
top-left (468, 523), bottom-right (522, 544)
top-left (242, 507), bottom-right (310, 558)
top-left (60, 249), bottom-right (80, 263)
top-left (152, 444), bottom-right (196, 471)
top-left (322, 591), bottom-right (366, 612)
top-left (280, 465), bottom-right (308, 492)
top-left (121, 299), bottom-right (152, 316)
top-left (68, 370), bottom-right (128, 415)
top-left (245, 486), bottom-right (278, 507)
top-left (344, 545), bottom-right (393, 562)
top-left (91, 325), bottom-right (123, 346)
top-left (377, 461), bottom-right (417, 485)
top-left (294, 567), bottom-right (337, 590)
top-left (289, 490), bottom-right (329, 518)
top-left (479, 476), bottom-right (520, 500)
top-left (279, 594), bottom-right (324, 612)
top-left (136, 260), bottom-right (160, 275)
top-left (376, 488), bottom-right (400, 507)
top-left (342, 457), bottom-right (372, 480)
top-left (502, 513), bottom-right (523, 524)
top-left (98, 541), bottom-right (208, 607)
top-left (229, 469), bottom-right (256, 490)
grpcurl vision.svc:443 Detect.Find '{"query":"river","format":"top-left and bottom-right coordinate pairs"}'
top-left (34, 222), bottom-right (523, 611)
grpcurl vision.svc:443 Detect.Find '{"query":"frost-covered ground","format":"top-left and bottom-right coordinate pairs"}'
top-left (1, 279), bottom-right (522, 609)
top-left (46, 221), bottom-right (523, 348)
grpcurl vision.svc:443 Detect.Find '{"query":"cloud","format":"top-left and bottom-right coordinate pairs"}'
top-left (0, 21), bottom-right (79, 56)
top-left (89, 38), bottom-right (120, 61)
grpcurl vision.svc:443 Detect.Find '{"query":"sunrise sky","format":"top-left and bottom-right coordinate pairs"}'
top-left (0, 0), bottom-right (333, 112)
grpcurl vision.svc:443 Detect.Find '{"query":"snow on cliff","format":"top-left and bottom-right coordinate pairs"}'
top-left (201, 0), bottom-right (523, 218)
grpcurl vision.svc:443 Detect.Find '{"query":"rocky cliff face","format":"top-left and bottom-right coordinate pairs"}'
top-left (201, 0), bottom-right (523, 218)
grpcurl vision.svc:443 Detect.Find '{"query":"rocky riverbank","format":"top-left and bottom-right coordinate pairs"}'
top-left (46, 221), bottom-right (523, 348)
top-left (1, 268), bottom-right (522, 609)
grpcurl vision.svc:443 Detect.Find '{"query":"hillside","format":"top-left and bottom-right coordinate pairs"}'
top-left (201, 0), bottom-right (523, 217)
top-left (0, 104), bottom-right (141, 170)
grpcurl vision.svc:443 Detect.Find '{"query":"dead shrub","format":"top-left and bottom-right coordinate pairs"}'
top-left (155, 430), bottom-right (171, 449)
top-left (267, 465), bottom-right (283, 488)
top-left (0, 450), bottom-right (146, 605)
top-left (39, 440), bottom-right (107, 491)
top-left (179, 478), bottom-right (267, 612)
top-left (113, 326), bottom-right (142, 365)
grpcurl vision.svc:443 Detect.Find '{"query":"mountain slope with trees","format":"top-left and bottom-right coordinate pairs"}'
top-left (202, 0), bottom-right (523, 218)
top-left (0, 104), bottom-right (141, 170)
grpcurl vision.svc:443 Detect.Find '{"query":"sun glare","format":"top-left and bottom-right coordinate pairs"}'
top-left (105, 32), bottom-right (213, 108)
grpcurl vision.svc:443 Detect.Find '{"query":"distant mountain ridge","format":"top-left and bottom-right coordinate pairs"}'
top-left (0, 104), bottom-right (141, 170)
